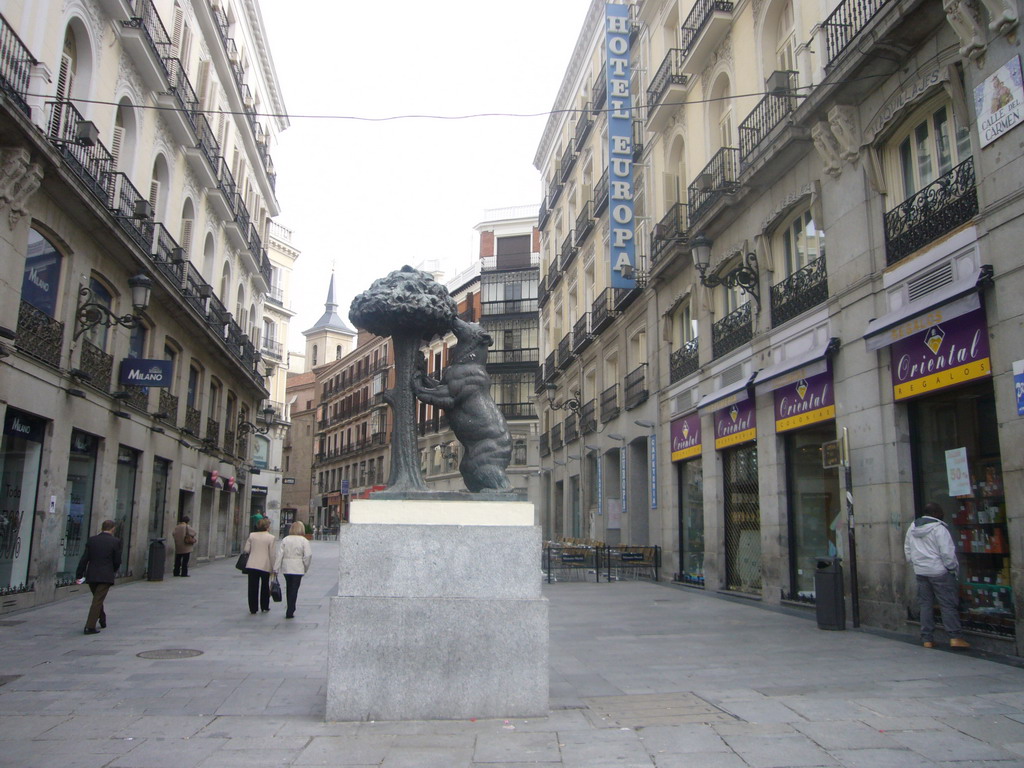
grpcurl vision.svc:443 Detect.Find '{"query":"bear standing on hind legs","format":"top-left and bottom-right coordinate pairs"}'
top-left (413, 317), bottom-right (512, 492)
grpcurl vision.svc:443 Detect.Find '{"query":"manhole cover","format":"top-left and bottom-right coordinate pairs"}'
top-left (137, 648), bottom-right (203, 659)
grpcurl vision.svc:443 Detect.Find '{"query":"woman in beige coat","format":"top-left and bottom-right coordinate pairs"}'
top-left (273, 521), bottom-right (312, 619)
top-left (242, 518), bottom-right (276, 613)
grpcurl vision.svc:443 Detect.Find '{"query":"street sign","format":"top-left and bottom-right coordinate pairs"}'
top-left (822, 438), bottom-right (843, 469)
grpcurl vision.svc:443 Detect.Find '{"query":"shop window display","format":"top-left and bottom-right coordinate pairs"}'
top-left (909, 382), bottom-right (1013, 637)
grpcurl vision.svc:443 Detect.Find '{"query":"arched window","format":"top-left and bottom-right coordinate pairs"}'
top-left (236, 282), bottom-right (246, 328)
top-left (709, 75), bottom-right (734, 150)
top-left (112, 99), bottom-right (138, 176)
top-left (22, 227), bottom-right (64, 317)
top-left (180, 199), bottom-right (195, 257)
top-left (887, 98), bottom-right (971, 204)
top-left (203, 233), bottom-right (216, 281)
top-left (336, 345), bottom-right (342, 360)
top-left (220, 261), bottom-right (231, 301)
top-left (775, 1), bottom-right (796, 74)
top-left (312, 345), bottom-right (318, 366)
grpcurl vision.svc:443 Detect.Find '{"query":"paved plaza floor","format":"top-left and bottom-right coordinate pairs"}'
top-left (2, 540), bottom-right (1024, 767)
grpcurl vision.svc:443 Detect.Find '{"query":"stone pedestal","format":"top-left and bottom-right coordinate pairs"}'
top-left (326, 499), bottom-right (548, 722)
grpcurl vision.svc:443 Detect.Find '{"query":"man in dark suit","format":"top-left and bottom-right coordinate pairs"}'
top-left (76, 519), bottom-right (122, 635)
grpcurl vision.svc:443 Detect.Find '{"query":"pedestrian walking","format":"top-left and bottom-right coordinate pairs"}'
top-left (171, 516), bottom-right (197, 577)
top-left (242, 517), bottom-right (275, 614)
top-left (75, 519), bottom-right (122, 635)
top-left (905, 501), bottom-right (970, 649)
top-left (273, 520), bottom-right (312, 619)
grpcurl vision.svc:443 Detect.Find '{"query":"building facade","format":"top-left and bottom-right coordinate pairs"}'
top-left (536, 0), bottom-right (1023, 653)
top-left (0, 0), bottom-right (287, 610)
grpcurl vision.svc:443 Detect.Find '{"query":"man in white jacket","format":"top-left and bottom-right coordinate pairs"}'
top-left (904, 502), bottom-right (970, 649)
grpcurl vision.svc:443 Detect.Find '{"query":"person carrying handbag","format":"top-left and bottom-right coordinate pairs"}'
top-left (273, 521), bottom-right (313, 619)
top-left (172, 516), bottom-right (197, 577)
top-left (242, 518), bottom-right (276, 614)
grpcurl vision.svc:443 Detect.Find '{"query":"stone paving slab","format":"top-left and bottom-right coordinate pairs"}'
top-left (4, 542), bottom-right (1024, 766)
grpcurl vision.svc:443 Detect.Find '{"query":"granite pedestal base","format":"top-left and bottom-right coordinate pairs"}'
top-left (326, 499), bottom-right (548, 722)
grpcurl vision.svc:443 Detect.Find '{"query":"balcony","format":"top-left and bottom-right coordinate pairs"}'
top-left (712, 302), bottom-right (752, 359)
top-left (591, 288), bottom-right (615, 334)
top-left (600, 384), bottom-right (620, 424)
top-left (613, 285), bottom-right (642, 313)
top-left (184, 405), bottom-right (201, 436)
top-left (123, 386), bottom-right (149, 412)
top-left (572, 313), bottom-right (593, 355)
top-left (575, 201), bottom-right (595, 245)
top-left (499, 402), bottom-right (537, 420)
top-left (823, 0), bottom-right (892, 66)
top-left (490, 348), bottom-right (539, 366)
top-left (158, 57), bottom-right (201, 147)
top-left (208, 156), bottom-right (237, 221)
top-left (884, 157), bottom-right (977, 266)
top-left (646, 49), bottom-right (689, 132)
top-left (624, 365), bottom-right (649, 410)
top-left (535, 364), bottom-right (548, 394)
top-left (592, 66), bottom-right (607, 110)
top-left (80, 341), bottom-right (113, 392)
top-left (556, 332), bottom-right (574, 371)
top-left (575, 104), bottom-right (594, 147)
top-left (633, 120), bottom-right (645, 161)
top-left (538, 273), bottom-right (550, 308)
top-left (158, 390), bottom-right (179, 426)
top-left (261, 338), bottom-right (284, 361)
top-left (107, 172), bottom-right (155, 253)
top-left (46, 101), bottom-right (114, 207)
top-left (669, 338), bottom-right (700, 383)
top-left (544, 352), bottom-right (557, 381)
top-left (551, 423), bottom-right (563, 451)
top-left (679, 0), bottom-right (735, 75)
top-left (559, 231), bottom-right (578, 272)
top-left (651, 202), bottom-right (688, 265)
top-left (482, 298), bottom-right (538, 316)
top-left (564, 413), bottom-right (579, 444)
top-left (771, 256), bottom-right (829, 327)
top-left (688, 147), bottom-right (741, 226)
top-left (185, 111), bottom-right (221, 188)
top-left (119, 0), bottom-right (172, 92)
top-left (15, 303), bottom-right (62, 368)
top-left (580, 399), bottom-right (597, 435)
top-left (594, 168), bottom-right (609, 215)
top-left (540, 431), bottom-right (551, 458)
top-left (224, 428), bottom-right (235, 457)
top-left (559, 141), bottom-right (577, 184)
top-left (206, 417), bottom-right (220, 447)
top-left (738, 72), bottom-right (798, 167)
top-left (0, 12), bottom-right (36, 116)
top-left (538, 196), bottom-right (551, 230)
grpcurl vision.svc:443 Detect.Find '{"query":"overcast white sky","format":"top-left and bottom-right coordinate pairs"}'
top-left (259, 1), bottom-right (593, 351)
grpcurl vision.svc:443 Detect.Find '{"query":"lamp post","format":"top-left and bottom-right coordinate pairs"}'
top-left (690, 234), bottom-right (761, 313)
top-left (238, 405), bottom-right (275, 436)
top-left (73, 274), bottom-right (153, 340)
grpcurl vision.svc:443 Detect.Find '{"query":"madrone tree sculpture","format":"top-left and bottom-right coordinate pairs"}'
top-left (349, 266), bottom-right (458, 493)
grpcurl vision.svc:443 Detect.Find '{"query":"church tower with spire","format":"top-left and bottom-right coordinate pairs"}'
top-left (302, 272), bottom-right (357, 372)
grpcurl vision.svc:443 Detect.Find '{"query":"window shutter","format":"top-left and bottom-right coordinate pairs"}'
top-left (110, 125), bottom-right (124, 170)
top-left (172, 6), bottom-right (184, 58)
top-left (196, 60), bottom-right (211, 109)
top-left (50, 53), bottom-right (73, 137)
top-left (181, 218), bottom-right (193, 256)
top-left (148, 180), bottom-right (160, 213)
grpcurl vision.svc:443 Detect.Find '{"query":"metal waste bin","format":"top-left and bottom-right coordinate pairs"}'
top-left (148, 538), bottom-right (166, 581)
top-left (814, 557), bottom-right (845, 630)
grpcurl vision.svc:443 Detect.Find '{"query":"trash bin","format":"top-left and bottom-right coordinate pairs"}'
top-left (148, 538), bottom-right (166, 582)
top-left (814, 557), bottom-right (845, 630)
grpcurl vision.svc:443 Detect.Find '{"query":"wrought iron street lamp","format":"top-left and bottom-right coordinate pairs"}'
top-left (545, 383), bottom-right (582, 415)
top-left (238, 405), bottom-right (275, 436)
top-left (74, 274), bottom-right (152, 340)
top-left (690, 234), bottom-right (761, 313)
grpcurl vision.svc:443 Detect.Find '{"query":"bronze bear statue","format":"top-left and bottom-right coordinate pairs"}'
top-left (413, 317), bottom-right (512, 492)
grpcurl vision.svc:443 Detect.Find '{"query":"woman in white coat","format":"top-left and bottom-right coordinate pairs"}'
top-left (242, 518), bottom-right (276, 614)
top-left (274, 521), bottom-right (312, 619)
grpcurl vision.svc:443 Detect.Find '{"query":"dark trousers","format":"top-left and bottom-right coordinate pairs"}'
top-left (284, 573), bottom-right (303, 617)
top-left (86, 582), bottom-right (111, 629)
top-left (173, 552), bottom-right (191, 576)
top-left (917, 572), bottom-right (964, 640)
top-left (247, 570), bottom-right (270, 613)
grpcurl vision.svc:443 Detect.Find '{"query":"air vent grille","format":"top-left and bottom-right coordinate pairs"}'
top-left (907, 263), bottom-right (955, 302)
top-left (719, 363), bottom-right (745, 387)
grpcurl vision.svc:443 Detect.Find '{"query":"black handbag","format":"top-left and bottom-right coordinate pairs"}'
top-left (270, 578), bottom-right (282, 602)
top-left (235, 551), bottom-right (249, 572)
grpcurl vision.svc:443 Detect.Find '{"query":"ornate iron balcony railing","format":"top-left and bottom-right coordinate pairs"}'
top-left (575, 104), bottom-right (594, 146)
top-left (560, 231), bottom-right (578, 271)
top-left (16, 300), bottom-right (63, 368)
top-left (647, 49), bottom-right (688, 119)
top-left (712, 303), bottom-right (752, 359)
top-left (576, 200), bottom-right (595, 244)
top-left (46, 101), bottom-right (115, 207)
top-left (669, 338), bottom-right (699, 383)
top-left (592, 288), bottom-right (615, 333)
top-left (560, 141), bottom-right (577, 183)
top-left (490, 347), bottom-right (539, 365)
top-left (738, 72), bottom-right (797, 164)
top-left (206, 417), bottom-right (219, 446)
top-left (594, 168), bottom-right (609, 214)
top-left (771, 255), bottom-right (829, 327)
top-left (556, 332), bottom-right (574, 370)
top-left (884, 157), bottom-right (977, 266)
top-left (540, 431), bottom-right (551, 458)
top-left (499, 402), bottom-right (537, 420)
top-left (551, 423), bottom-right (563, 450)
top-left (823, 0), bottom-right (892, 66)
top-left (564, 413), bottom-right (579, 444)
top-left (580, 399), bottom-right (597, 435)
top-left (482, 298), bottom-right (539, 316)
top-left (184, 405), bottom-right (202, 435)
top-left (572, 313), bottom-right (593, 354)
top-left (0, 11), bottom-right (36, 116)
top-left (680, 0), bottom-right (735, 56)
top-left (651, 202), bottom-right (688, 264)
top-left (80, 341), bottom-right (112, 392)
top-left (159, 390), bottom-right (179, 426)
top-left (688, 147), bottom-right (741, 225)
top-left (600, 384), bottom-right (620, 424)
top-left (624, 364), bottom-right (648, 410)
top-left (592, 67), bottom-right (607, 110)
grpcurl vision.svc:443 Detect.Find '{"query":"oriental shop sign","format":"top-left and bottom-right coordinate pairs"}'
top-left (606, 2), bottom-right (637, 289)
top-left (890, 307), bottom-right (991, 400)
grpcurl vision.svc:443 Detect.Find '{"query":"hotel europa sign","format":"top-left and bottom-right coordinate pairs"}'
top-left (606, 3), bottom-right (637, 289)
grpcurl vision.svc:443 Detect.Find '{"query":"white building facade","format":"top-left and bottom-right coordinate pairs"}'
top-left (0, 0), bottom-right (288, 609)
top-left (537, 0), bottom-right (1024, 653)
